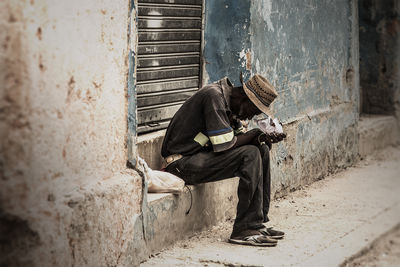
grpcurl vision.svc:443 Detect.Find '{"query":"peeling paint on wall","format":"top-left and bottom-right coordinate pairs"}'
top-left (238, 48), bottom-right (252, 70)
top-left (204, 0), bottom-right (251, 85)
top-left (249, 0), bottom-right (359, 193)
top-left (254, 0), bottom-right (275, 32)
top-left (204, 0), bottom-right (360, 194)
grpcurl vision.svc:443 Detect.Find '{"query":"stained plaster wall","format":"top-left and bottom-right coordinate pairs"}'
top-left (203, 0), bottom-right (252, 84)
top-left (0, 1), bottom-right (143, 266)
top-left (204, 0), bottom-right (360, 195)
top-left (0, 0), bottom-right (363, 265)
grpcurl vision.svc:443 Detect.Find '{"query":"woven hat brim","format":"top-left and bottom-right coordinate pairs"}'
top-left (243, 83), bottom-right (272, 116)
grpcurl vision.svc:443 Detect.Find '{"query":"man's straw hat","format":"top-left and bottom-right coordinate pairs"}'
top-left (240, 73), bottom-right (278, 115)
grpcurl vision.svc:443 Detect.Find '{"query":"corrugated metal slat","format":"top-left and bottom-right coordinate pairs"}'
top-left (138, 19), bottom-right (201, 29)
top-left (139, 31), bottom-right (201, 42)
top-left (139, 0), bottom-right (202, 5)
top-left (138, 103), bottom-right (183, 124)
top-left (136, 77), bottom-right (199, 94)
top-left (137, 89), bottom-right (196, 106)
top-left (137, 121), bottom-right (171, 133)
top-left (138, 42), bottom-right (200, 55)
top-left (138, 6), bottom-right (201, 17)
top-left (138, 54), bottom-right (199, 68)
top-left (137, 66), bottom-right (199, 81)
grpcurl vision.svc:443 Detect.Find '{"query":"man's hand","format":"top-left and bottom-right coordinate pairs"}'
top-left (268, 132), bottom-right (286, 143)
top-left (258, 132), bottom-right (286, 148)
top-left (232, 129), bottom-right (286, 150)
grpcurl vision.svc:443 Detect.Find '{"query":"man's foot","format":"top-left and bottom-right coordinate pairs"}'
top-left (229, 229), bottom-right (278, 247)
top-left (259, 227), bottom-right (285, 239)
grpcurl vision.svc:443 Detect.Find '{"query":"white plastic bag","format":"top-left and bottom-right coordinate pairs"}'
top-left (256, 117), bottom-right (284, 135)
top-left (138, 157), bottom-right (185, 194)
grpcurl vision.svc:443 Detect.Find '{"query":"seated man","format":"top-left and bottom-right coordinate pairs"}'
top-left (161, 74), bottom-right (285, 246)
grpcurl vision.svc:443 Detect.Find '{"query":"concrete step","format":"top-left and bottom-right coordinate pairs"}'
top-left (141, 146), bottom-right (400, 266)
top-left (135, 130), bottom-right (240, 264)
top-left (134, 178), bottom-right (239, 264)
top-left (358, 114), bottom-right (400, 158)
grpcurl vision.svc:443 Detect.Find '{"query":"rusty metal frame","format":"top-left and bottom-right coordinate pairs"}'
top-left (200, 0), bottom-right (206, 88)
top-left (127, 0), bottom-right (139, 167)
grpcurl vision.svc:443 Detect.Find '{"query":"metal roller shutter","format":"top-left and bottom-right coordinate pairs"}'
top-left (137, 0), bottom-right (203, 134)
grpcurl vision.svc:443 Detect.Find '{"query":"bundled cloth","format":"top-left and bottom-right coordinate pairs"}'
top-left (138, 157), bottom-right (185, 194)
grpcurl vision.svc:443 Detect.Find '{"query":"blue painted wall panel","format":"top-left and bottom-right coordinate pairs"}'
top-left (202, 0), bottom-right (359, 192)
top-left (204, 0), bottom-right (354, 120)
top-left (204, 0), bottom-right (251, 85)
top-left (250, 0), bottom-right (352, 121)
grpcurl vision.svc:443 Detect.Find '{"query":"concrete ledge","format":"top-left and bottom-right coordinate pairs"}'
top-left (136, 130), bottom-right (239, 262)
top-left (60, 170), bottom-right (144, 266)
top-left (140, 178), bottom-right (239, 261)
top-left (358, 114), bottom-right (400, 158)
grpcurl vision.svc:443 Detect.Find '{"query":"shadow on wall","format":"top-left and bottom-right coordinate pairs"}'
top-left (359, 0), bottom-right (400, 115)
top-left (0, 212), bottom-right (40, 266)
top-left (1, 4), bottom-right (37, 266)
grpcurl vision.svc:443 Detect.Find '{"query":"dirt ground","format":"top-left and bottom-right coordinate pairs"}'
top-left (342, 224), bottom-right (400, 267)
top-left (142, 147), bottom-right (400, 266)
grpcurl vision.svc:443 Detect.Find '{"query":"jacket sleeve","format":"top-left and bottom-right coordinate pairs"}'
top-left (203, 91), bottom-right (236, 152)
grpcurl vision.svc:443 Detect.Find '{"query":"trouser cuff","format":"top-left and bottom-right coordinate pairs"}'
top-left (232, 222), bottom-right (265, 234)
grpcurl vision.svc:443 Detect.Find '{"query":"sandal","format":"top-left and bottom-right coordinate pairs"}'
top-left (229, 229), bottom-right (278, 247)
top-left (228, 234), bottom-right (278, 247)
top-left (259, 227), bottom-right (285, 239)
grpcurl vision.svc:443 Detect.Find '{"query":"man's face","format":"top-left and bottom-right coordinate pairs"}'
top-left (237, 99), bottom-right (263, 120)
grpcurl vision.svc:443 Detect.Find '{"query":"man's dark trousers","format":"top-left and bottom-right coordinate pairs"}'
top-left (166, 144), bottom-right (271, 233)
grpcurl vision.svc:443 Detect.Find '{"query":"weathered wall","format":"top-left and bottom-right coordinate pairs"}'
top-left (204, 0), bottom-right (360, 195)
top-left (203, 0), bottom-right (252, 84)
top-left (0, 0), bottom-right (365, 265)
top-left (251, 0), bottom-right (360, 195)
top-left (359, 0), bottom-right (400, 116)
top-left (0, 0), bottom-right (143, 266)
